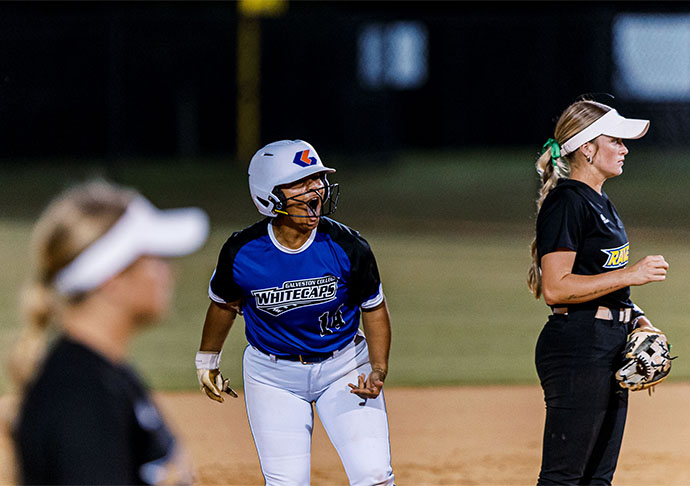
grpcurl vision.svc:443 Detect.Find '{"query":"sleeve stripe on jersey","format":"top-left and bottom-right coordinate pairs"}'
top-left (208, 269), bottom-right (228, 304)
top-left (361, 283), bottom-right (384, 310)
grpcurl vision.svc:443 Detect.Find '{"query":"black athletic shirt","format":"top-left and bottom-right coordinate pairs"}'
top-left (536, 179), bottom-right (633, 310)
top-left (16, 336), bottom-right (177, 485)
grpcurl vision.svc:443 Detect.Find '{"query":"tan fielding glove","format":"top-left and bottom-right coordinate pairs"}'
top-left (615, 328), bottom-right (675, 394)
top-left (195, 351), bottom-right (238, 403)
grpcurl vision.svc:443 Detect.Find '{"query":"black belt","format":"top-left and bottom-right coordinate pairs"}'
top-left (552, 306), bottom-right (632, 324)
top-left (281, 351), bottom-right (334, 364)
top-left (262, 334), bottom-right (364, 365)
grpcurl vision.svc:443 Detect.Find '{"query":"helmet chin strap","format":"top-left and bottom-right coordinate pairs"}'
top-left (275, 213), bottom-right (319, 219)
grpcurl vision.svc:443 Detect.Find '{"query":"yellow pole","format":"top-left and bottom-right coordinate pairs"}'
top-left (236, 0), bottom-right (287, 164)
top-left (236, 14), bottom-right (261, 164)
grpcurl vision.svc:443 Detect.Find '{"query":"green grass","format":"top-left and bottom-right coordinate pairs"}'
top-left (1, 148), bottom-right (689, 391)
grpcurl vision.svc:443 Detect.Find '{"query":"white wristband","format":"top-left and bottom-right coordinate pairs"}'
top-left (195, 351), bottom-right (222, 370)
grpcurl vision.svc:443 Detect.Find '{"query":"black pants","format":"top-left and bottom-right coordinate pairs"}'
top-left (535, 311), bottom-right (630, 486)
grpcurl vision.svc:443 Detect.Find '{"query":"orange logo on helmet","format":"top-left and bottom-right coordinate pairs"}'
top-left (293, 150), bottom-right (317, 167)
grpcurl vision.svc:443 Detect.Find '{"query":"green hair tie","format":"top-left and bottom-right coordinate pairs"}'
top-left (542, 138), bottom-right (561, 167)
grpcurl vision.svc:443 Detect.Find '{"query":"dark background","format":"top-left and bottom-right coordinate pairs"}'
top-left (0, 1), bottom-right (686, 161)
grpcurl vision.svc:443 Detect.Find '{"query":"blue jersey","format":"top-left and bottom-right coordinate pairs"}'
top-left (208, 217), bottom-right (384, 356)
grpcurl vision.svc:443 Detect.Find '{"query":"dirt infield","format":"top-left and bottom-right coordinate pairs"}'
top-left (153, 383), bottom-right (690, 485)
top-left (1, 383), bottom-right (688, 485)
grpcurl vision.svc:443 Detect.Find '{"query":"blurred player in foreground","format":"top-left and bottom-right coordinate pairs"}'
top-left (10, 181), bottom-right (208, 485)
top-left (195, 139), bottom-right (394, 485)
top-left (528, 100), bottom-right (668, 484)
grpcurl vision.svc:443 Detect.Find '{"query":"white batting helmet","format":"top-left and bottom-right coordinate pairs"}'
top-left (248, 140), bottom-right (336, 217)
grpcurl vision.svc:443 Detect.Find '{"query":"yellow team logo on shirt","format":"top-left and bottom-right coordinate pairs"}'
top-left (601, 242), bottom-right (629, 269)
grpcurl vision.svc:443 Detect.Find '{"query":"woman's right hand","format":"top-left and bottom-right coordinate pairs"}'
top-left (625, 255), bottom-right (668, 286)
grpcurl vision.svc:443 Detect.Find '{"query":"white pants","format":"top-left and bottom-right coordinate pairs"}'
top-left (243, 335), bottom-right (394, 486)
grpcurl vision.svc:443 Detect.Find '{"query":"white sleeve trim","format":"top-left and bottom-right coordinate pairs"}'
top-left (208, 286), bottom-right (228, 304)
top-left (208, 269), bottom-right (229, 304)
top-left (361, 284), bottom-right (384, 310)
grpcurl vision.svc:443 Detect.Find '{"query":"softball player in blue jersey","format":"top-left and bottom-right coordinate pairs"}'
top-left (195, 140), bottom-right (394, 486)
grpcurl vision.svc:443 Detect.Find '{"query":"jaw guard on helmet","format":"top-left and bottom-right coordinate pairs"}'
top-left (272, 182), bottom-right (340, 218)
top-left (248, 140), bottom-right (338, 218)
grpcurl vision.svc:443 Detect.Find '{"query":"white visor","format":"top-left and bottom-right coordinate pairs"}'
top-left (560, 109), bottom-right (649, 156)
top-left (54, 196), bottom-right (210, 296)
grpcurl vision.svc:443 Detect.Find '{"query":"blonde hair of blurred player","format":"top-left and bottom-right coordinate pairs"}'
top-left (8, 181), bottom-right (134, 391)
top-left (527, 100), bottom-right (612, 298)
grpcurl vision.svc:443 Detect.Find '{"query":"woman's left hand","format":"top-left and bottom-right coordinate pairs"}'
top-left (348, 369), bottom-right (386, 399)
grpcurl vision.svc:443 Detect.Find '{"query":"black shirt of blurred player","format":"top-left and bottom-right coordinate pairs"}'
top-left (16, 336), bottom-right (176, 485)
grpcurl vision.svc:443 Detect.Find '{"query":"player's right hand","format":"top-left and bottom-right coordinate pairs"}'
top-left (626, 255), bottom-right (668, 286)
top-left (197, 368), bottom-right (238, 403)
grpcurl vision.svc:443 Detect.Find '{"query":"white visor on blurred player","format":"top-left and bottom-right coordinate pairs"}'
top-left (54, 196), bottom-right (209, 296)
top-left (560, 109), bottom-right (649, 156)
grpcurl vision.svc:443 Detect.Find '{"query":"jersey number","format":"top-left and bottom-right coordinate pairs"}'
top-left (318, 305), bottom-right (345, 336)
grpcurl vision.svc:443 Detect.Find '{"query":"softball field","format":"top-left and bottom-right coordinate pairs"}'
top-left (156, 383), bottom-right (689, 485)
top-left (2, 383), bottom-right (688, 485)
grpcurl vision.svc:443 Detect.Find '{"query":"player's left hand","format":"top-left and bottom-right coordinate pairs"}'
top-left (633, 315), bottom-right (661, 333)
top-left (615, 327), bottom-right (674, 393)
top-left (348, 369), bottom-right (386, 399)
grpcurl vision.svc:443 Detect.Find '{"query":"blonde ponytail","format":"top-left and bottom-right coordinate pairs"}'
top-left (527, 100), bottom-right (612, 299)
top-left (527, 149), bottom-right (565, 298)
top-left (0, 283), bottom-right (50, 485)
top-left (7, 283), bottom-right (55, 390)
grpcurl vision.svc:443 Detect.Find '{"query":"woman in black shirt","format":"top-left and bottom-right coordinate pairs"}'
top-left (11, 181), bottom-right (208, 485)
top-left (527, 100), bottom-right (669, 485)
